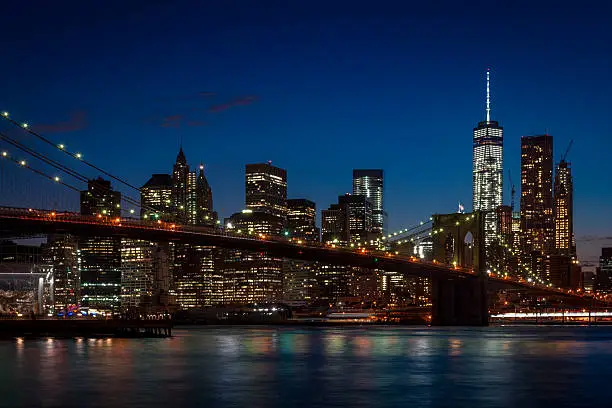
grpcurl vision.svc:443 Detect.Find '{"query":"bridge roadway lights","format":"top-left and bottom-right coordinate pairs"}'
top-left (431, 275), bottom-right (488, 326)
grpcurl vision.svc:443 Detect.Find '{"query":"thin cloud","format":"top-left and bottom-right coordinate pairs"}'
top-left (33, 111), bottom-right (87, 133)
top-left (187, 120), bottom-right (207, 127)
top-left (208, 95), bottom-right (259, 113)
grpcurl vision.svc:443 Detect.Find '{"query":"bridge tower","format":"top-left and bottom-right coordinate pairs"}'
top-left (430, 211), bottom-right (488, 326)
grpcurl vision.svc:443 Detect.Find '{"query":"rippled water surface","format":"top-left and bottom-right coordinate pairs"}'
top-left (1, 326), bottom-right (612, 408)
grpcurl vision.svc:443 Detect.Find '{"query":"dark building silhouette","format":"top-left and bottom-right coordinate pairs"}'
top-left (598, 248), bottom-right (612, 293)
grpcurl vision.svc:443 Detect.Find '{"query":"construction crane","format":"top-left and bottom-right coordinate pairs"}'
top-left (508, 170), bottom-right (516, 211)
top-left (561, 139), bottom-right (574, 162)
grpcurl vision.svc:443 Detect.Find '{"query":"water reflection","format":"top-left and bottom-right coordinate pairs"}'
top-left (1, 327), bottom-right (612, 407)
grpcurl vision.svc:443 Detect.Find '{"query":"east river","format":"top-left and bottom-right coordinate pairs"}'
top-left (1, 326), bottom-right (612, 408)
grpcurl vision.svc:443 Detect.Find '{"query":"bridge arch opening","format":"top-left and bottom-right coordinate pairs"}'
top-left (463, 231), bottom-right (474, 269)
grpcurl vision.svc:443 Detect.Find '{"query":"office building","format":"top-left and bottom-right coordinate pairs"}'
top-left (321, 203), bottom-right (346, 244)
top-left (154, 149), bottom-right (221, 309)
top-left (287, 199), bottom-right (319, 241)
top-left (172, 148), bottom-right (190, 224)
top-left (554, 159), bottom-right (575, 256)
top-left (321, 194), bottom-right (373, 245)
top-left (120, 239), bottom-right (155, 311)
top-left (598, 248), bottom-right (612, 293)
top-left (340, 194), bottom-right (373, 243)
top-left (141, 174), bottom-right (173, 221)
top-left (472, 69), bottom-right (503, 248)
top-left (42, 235), bottom-right (79, 313)
top-left (220, 162), bottom-right (288, 304)
top-left (173, 244), bottom-right (220, 308)
top-left (245, 162), bottom-right (287, 217)
top-left (283, 199), bottom-right (319, 304)
top-left (353, 169), bottom-right (384, 234)
top-left (80, 177), bottom-right (122, 217)
top-left (79, 178), bottom-right (122, 312)
top-left (520, 134), bottom-right (554, 280)
top-left (496, 205), bottom-right (513, 245)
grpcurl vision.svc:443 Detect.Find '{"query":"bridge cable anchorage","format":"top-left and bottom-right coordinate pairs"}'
top-left (1, 112), bottom-right (143, 193)
top-left (0, 133), bottom-right (149, 214)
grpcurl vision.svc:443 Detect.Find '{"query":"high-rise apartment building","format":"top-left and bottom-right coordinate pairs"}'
top-left (353, 169), bottom-right (384, 235)
top-left (554, 159), bottom-right (575, 256)
top-left (472, 70), bottom-right (503, 248)
top-left (141, 174), bottom-right (173, 220)
top-left (287, 199), bottom-right (319, 241)
top-left (520, 135), bottom-right (554, 269)
top-left (79, 178), bottom-right (122, 312)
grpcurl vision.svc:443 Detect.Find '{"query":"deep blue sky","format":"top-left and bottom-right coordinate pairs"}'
top-left (1, 1), bottom-right (611, 261)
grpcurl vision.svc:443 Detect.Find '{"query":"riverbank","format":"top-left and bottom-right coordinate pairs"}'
top-left (0, 319), bottom-right (173, 339)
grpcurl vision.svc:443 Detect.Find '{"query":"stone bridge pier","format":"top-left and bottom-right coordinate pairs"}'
top-left (431, 211), bottom-right (488, 326)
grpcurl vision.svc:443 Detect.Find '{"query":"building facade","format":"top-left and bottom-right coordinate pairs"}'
top-left (287, 199), bottom-right (319, 241)
top-left (141, 174), bottom-right (173, 221)
top-left (79, 178), bottom-right (122, 312)
top-left (554, 159), bottom-right (575, 256)
top-left (321, 194), bottom-right (373, 245)
top-left (520, 134), bottom-right (554, 280)
top-left (472, 70), bottom-right (503, 248)
top-left (220, 162), bottom-right (288, 304)
top-left (42, 234), bottom-right (79, 313)
top-left (597, 248), bottom-right (612, 293)
top-left (353, 169), bottom-right (384, 235)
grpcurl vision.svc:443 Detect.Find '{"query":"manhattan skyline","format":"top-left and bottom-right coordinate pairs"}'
top-left (1, 1), bottom-right (611, 262)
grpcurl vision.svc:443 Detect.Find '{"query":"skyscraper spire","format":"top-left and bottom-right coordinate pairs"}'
top-left (486, 68), bottom-right (491, 123)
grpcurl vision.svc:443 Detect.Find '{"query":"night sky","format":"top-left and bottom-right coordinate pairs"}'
top-left (1, 1), bottom-right (611, 261)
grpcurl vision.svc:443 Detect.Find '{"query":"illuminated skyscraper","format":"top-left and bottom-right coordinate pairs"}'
top-left (321, 194), bottom-right (373, 245)
top-left (245, 162), bottom-right (287, 218)
top-left (472, 69), bottom-right (503, 247)
top-left (172, 148), bottom-right (189, 224)
top-left (353, 169), bottom-right (384, 234)
top-left (554, 159), bottom-right (575, 256)
top-left (220, 162), bottom-right (288, 304)
top-left (166, 149), bottom-right (219, 308)
top-left (41, 234), bottom-right (79, 313)
top-left (120, 239), bottom-right (154, 311)
top-left (521, 134), bottom-right (554, 280)
top-left (79, 178), bottom-right (122, 312)
top-left (287, 199), bottom-right (319, 241)
top-left (141, 174), bottom-right (173, 221)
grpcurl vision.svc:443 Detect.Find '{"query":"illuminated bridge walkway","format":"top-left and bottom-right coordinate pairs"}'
top-left (1, 206), bottom-right (608, 325)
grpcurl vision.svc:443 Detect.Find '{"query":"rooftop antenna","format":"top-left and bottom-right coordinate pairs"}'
top-left (486, 68), bottom-right (491, 123)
